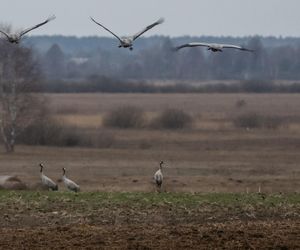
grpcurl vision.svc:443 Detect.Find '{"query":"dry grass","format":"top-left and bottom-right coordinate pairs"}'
top-left (53, 114), bottom-right (102, 128)
top-left (46, 93), bottom-right (300, 116)
top-left (0, 93), bottom-right (299, 193)
top-left (0, 129), bottom-right (300, 193)
top-left (46, 93), bottom-right (300, 130)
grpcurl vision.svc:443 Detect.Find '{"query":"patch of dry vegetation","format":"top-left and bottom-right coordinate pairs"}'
top-left (151, 109), bottom-right (193, 129)
top-left (103, 106), bottom-right (145, 129)
top-left (1, 93), bottom-right (300, 194)
top-left (233, 112), bottom-right (286, 129)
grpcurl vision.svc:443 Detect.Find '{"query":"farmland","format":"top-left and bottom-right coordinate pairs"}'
top-left (0, 192), bottom-right (299, 249)
top-left (0, 93), bottom-right (300, 248)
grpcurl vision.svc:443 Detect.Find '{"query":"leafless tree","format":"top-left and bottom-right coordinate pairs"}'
top-left (0, 28), bottom-right (41, 152)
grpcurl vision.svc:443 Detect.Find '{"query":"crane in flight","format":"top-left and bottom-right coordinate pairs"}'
top-left (0, 15), bottom-right (56, 44)
top-left (90, 17), bottom-right (164, 50)
top-left (175, 42), bottom-right (254, 53)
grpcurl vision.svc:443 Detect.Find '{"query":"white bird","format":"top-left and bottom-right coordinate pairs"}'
top-left (90, 17), bottom-right (164, 50)
top-left (0, 15), bottom-right (56, 44)
top-left (175, 42), bottom-right (254, 53)
top-left (39, 163), bottom-right (58, 191)
top-left (154, 161), bottom-right (164, 191)
top-left (62, 167), bottom-right (80, 192)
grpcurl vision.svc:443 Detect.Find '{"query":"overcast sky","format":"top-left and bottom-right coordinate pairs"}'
top-left (1, 0), bottom-right (300, 37)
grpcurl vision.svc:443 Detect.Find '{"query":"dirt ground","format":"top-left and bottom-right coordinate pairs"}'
top-left (1, 221), bottom-right (299, 249)
top-left (0, 192), bottom-right (299, 249)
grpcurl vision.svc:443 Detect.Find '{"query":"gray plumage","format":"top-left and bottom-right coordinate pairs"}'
top-left (154, 161), bottom-right (164, 190)
top-left (0, 15), bottom-right (56, 44)
top-left (175, 42), bottom-right (254, 53)
top-left (62, 167), bottom-right (80, 192)
top-left (39, 163), bottom-right (58, 191)
top-left (90, 17), bottom-right (164, 50)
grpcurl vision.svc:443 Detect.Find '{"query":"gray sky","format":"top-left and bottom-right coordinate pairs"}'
top-left (1, 0), bottom-right (300, 37)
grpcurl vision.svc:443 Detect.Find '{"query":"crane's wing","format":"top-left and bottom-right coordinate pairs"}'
top-left (90, 17), bottom-right (123, 43)
top-left (19, 15), bottom-right (56, 37)
top-left (65, 177), bottom-right (80, 191)
top-left (42, 175), bottom-right (57, 189)
top-left (0, 30), bottom-right (11, 39)
top-left (133, 17), bottom-right (164, 41)
top-left (174, 42), bottom-right (211, 51)
top-left (222, 44), bottom-right (254, 52)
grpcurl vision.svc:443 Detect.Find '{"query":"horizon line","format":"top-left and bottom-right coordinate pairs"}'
top-left (26, 34), bottom-right (300, 39)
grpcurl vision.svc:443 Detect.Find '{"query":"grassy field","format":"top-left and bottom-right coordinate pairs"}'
top-left (0, 191), bottom-right (299, 249)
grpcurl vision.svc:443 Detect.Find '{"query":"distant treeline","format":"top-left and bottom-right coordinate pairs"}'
top-left (40, 78), bottom-right (300, 93)
top-left (8, 34), bottom-right (300, 94)
top-left (24, 35), bottom-right (300, 84)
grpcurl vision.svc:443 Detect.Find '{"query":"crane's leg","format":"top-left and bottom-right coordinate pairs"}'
top-left (158, 183), bottom-right (162, 193)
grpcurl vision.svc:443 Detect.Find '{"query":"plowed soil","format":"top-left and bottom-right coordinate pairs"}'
top-left (0, 192), bottom-right (299, 249)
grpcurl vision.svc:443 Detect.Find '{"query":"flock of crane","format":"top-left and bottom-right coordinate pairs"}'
top-left (39, 161), bottom-right (165, 192)
top-left (0, 15), bottom-right (254, 192)
top-left (0, 15), bottom-right (254, 53)
top-left (40, 163), bottom-right (80, 192)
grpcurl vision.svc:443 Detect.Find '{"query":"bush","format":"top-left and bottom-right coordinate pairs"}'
top-left (152, 109), bottom-right (193, 129)
top-left (18, 118), bottom-right (115, 148)
top-left (235, 99), bottom-right (247, 108)
top-left (18, 117), bottom-right (63, 146)
top-left (262, 116), bottom-right (285, 129)
top-left (103, 106), bottom-right (145, 129)
top-left (240, 80), bottom-right (276, 93)
top-left (58, 127), bottom-right (88, 147)
top-left (233, 112), bottom-right (285, 129)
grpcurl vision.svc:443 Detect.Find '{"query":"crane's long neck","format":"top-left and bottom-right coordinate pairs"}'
top-left (62, 169), bottom-right (66, 178)
top-left (159, 163), bottom-right (163, 170)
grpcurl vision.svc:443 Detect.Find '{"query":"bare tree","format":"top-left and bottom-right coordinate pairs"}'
top-left (0, 37), bottom-right (41, 152)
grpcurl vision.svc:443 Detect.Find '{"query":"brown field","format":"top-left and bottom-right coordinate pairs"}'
top-left (1, 93), bottom-right (300, 249)
top-left (0, 93), bottom-right (300, 193)
top-left (0, 192), bottom-right (299, 249)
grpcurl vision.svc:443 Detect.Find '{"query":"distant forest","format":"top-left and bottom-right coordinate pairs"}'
top-left (22, 35), bottom-right (300, 92)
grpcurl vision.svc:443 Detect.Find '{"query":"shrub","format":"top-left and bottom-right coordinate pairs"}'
top-left (233, 112), bottom-right (285, 129)
top-left (58, 127), bottom-right (88, 147)
top-left (262, 116), bottom-right (285, 129)
top-left (235, 99), bottom-right (247, 108)
top-left (233, 112), bottom-right (263, 129)
top-left (18, 118), bottom-right (114, 148)
top-left (152, 109), bottom-right (193, 129)
top-left (240, 80), bottom-right (276, 93)
top-left (18, 117), bottom-right (63, 146)
top-left (103, 106), bottom-right (145, 129)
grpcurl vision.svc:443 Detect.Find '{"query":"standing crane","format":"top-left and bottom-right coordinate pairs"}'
top-left (62, 167), bottom-right (80, 192)
top-left (154, 161), bottom-right (164, 192)
top-left (39, 163), bottom-right (58, 191)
